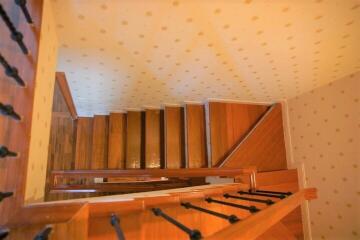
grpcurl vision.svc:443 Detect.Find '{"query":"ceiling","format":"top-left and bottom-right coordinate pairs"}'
top-left (51, 0), bottom-right (360, 116)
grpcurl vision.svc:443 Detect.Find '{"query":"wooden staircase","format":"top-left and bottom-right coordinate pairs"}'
top-left (73, 102), bottom-right (283, 170)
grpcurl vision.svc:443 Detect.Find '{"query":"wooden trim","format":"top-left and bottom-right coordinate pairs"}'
top-left (56, 72), bottom-right (78, 119)
top-left (205, 188), bottom-right (317, 240)
top-left (217, 104), bottom-right (276, 167)
top-left (51, 167), bottom-right (255, 179)
top-left (7, 202), bottom-right (87, 227)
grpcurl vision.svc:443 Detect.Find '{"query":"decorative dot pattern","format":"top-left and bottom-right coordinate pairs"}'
top-left (25, 0), bottom-right (58, 203)
top-left (51, 0), bottom-right (360, 116)
top-left (288, 72), bottom-right (360, 240)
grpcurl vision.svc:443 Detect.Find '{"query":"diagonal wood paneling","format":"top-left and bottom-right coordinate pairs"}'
top-left (208, 102), bottom-right (269, 166)
top-left (164, 106), bottom-right (185, 169)
top-left (185, 104), bottom-right (207, 168)
top-left (222, 104), bottom-right (287, 171)
top-left (91, 115), bottom-right (109, 169)
top-left (108, 113), bottom-right (126, 169)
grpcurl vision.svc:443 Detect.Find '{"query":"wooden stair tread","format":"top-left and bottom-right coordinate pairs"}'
top-left (126, 111), bottom-right (143, 168)
top-left (164, 106), bottom-right (185, 169)
top-left (145, 109), bottom-right (163, 168)
top-left (91, 115), bottom-right (109, 169)
top-left (108, 113), bottom-right (126, 169)
top-left (185, 104), bottom-right (208, 168)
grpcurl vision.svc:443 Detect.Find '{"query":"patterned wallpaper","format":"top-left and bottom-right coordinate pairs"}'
top-left (288, 72), bottom-right (360, 239)
top-left (25, 0), bottom-right (58, 203)
top-left (51, 0), bottom-right (360, 116)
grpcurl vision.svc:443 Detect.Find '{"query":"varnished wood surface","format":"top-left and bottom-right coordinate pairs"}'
top-left (222, 104), bottom-right (287, 172)
top-left (91, 115), bottom-right (109, 169)
top-left (45, 81), bottom-right (77, 201)
top-left (75, 117), bottom-right (93, 169)
top-left (208, 102), bottom-right (268, 166)
top-left (126, 111), bottom-right (142, 168)
top-left (51, 204), bottom-right (89, 240)
top-left (0, 0), bottom-right (43, 224)
top-left (108, 113), bottom-right (126, 169)
top-left (185, 104), bottom-right (207, 168)
top-left (205, 188), bottom-right (317, 240)
top-left (51, 167), bottom-right (254, 180)
top-left (145, 109), bottom-right (162, 168)
top-left (55, 72), bottom-right (78, 119)
top-left (164, 106), bottom-right (185, 169)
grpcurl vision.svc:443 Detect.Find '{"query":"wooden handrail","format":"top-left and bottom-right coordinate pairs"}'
top-left (205, 188), bottom-right (317, 240)
top-left (51, 167), bottom-right (255, 179)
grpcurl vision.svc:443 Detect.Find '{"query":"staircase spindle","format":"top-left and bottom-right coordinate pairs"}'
top-left (0, 4), bottom-right (29, 54)
top-left (238, 191), bottom-right (286, 199)
top-left (14, 0), bottom-right (33, 24)
top-left (110, 214), bottom-right (126, 240)
top-left (254, 189), bottom-right (292, 196)
top-left (0, 53), bottom-right (26, 86)
top-left (0, 192), bottom-right (13, 202)
top-left (223, 193), bottom-right (274, 205)
top-left (0, 146), bottom-right (17, 158)
top-left (0, 102), bottom-right (21, 120)
top-left (0, 228), bottom-right (9, 240)
top-left (33, 225), bottom-right (52, 240)
top-left (152, 208), bottom-right (202, 240)
top-left (205, 197), bottom-right (259, 213)
top-left (181, 202), bottom-right (239, 224)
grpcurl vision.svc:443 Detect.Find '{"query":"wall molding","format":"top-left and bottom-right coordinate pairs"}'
top-left (56, 72), bottom-right (78, 119)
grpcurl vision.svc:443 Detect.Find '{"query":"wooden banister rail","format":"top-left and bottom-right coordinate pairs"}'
top-left (51, 168), bottom-right (255, 179)
top-left (205, 188), bottom-right (317, 240)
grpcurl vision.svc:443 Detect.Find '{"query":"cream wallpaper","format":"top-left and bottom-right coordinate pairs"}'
top-left (25, 0), bottom-right (58, 203)
top-left (288, 72), bottom-right (360, 239)
top-left (51, 0), bottom-right (360, 116)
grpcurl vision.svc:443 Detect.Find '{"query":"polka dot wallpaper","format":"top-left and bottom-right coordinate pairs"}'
top-left (288, 72), bottom-right (360, 239)
top-left (25, 0), bottom-right (58, 203)
top-left (51, 0), bottom-right (360, 116)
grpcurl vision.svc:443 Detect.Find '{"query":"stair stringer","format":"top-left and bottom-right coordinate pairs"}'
top-left (218, 103), bottom-right (287, 172)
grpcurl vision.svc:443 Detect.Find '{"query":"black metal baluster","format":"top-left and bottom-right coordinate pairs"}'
top-left (0, 4), bottom-right (29, 54)
top-left (0, 228), bottom-right (10, 240)
top-left (33, 225), bottom-right (52, 240)
top-left (0, 53), bottom-right (26, 86)
top-left (0, 192), bottom-right (13, 202)
top-left (255, 189), bottom-right (292, 196)
top-left (223, 193), bottom-right (274, 205)
top-left (0, 102), bottom-right (21, 120)
top-left (181, 202), bottom-right (239, 224)
top-left (152, 208), bottom-right (202, 240)
top-left (0, 146), bottom-right (17, 158)
top-left (205, 197), bottom-right (259, 213)
top-left (110, 214), bottom-right (126, 240)
top-left (14, 0), bottom-right (33, 24)
top-left (238, 191), bottom-right (285, 199)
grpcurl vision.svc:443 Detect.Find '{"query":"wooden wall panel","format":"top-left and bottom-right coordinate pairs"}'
top-left (185, 104), bottom-right (207, 168)
top-left (0, 0), bottom-right (43, 223)
top-left (45, 81), bottom-right (77, 202)
top-left (108, 113), bottom-right (126, 169)
top-left (164, 106), bottom-right (185, 169)
top-left (126, 111), bottom-right (142, 168)
top-left (222, 104), bottom-right (287, 171)
top-left (145, 109), bottom-right (162, 168)
top-left (91, 116), bottom-right (109, 169)
top-left (74, 117), bottom-right (93, 170)
top-left (209, 102), bottom-right (268, 166)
